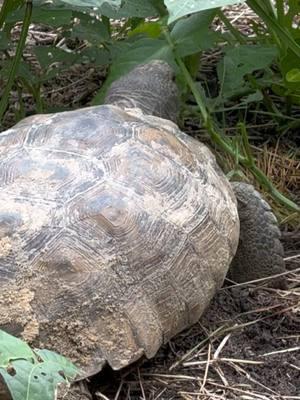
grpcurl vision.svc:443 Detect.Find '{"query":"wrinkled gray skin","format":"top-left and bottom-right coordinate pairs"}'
top-left (106, 60), bottom-right (286, 289)
top-left (229, 183), bottom-right (285, 288)
top-left (105, 61), bottom-right (179, 123)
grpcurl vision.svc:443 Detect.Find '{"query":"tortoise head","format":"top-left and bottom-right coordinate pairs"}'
top-left (104, 60), bottom-right (180, 122)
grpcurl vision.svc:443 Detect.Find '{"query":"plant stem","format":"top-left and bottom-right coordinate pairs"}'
top-left (0, 0), bottom-right (32, 127)
top-left (216, 10), bottom-right (247, 45)
top-left (33, 84), bottom-right (44, 114)
top-left (15, 83), bottom-right (25, 121)
top-left (163, 27), bottom-right (299, 213)
top-left (260, 0), bottom-right (277, 17)
top-left (276, 0), bottom-right (285, 25)
top-left (238, 122), bottom-right (254, 166)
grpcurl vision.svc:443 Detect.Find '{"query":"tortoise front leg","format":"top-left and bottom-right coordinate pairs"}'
top-left (228, 182), bottom-right (286, 289)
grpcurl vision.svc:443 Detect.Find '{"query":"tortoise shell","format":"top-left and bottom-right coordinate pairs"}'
top-left (0, 105), bottom-right (239, 374)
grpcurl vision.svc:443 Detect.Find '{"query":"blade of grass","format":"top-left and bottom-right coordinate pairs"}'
top-left (247, 0), bottom-right (300, 57)
top-left (0, 0), bottom-right (32, 126)
top-left (276, 0), bottom-right (285, 26)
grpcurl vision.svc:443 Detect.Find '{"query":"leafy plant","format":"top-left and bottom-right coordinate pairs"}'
top-left (0, 330), bottom-right (80, 400)
top-left (0, 0), bottom-right (299, 212)
top-left (248, 0), bottom-right (300, 106)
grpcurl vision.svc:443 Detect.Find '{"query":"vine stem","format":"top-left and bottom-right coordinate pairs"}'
top-left (0, 0), bottom-right (32, 126)
top-left (163, 28), bottom-right (299, 213)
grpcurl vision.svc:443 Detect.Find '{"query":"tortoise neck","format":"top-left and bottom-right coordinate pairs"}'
top-left (103, 61), bottom-right (180, 123)
top-left (105, 90), bottom-right (179, 123)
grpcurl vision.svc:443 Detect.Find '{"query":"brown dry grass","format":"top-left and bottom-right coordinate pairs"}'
top-left (218, 143), bottom-right (300, 226)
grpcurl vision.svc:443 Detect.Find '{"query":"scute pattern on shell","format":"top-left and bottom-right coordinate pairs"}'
top-left (0, 105), bottom-right (239, 374)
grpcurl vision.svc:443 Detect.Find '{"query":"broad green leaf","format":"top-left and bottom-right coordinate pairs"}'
top-left (92, 35), bottom-right (175, 104)
top-left (6, 7), bottom-right (73, 27)
top-left (32, 8), bottom-right (73, 27)
top-left (129, 21), bottom-right (162, 38)
top-left (1, 359), bottom-right (67, 400)
top-left (35, 349), bottom-right (79, 379)
top-left (34, 0), bottom-right (158, 19)
top-left (0, 331), bottom-right (79, 400)
top-left (81, 47), bottom-right (111, 65)
top-left (99, 0), bottom-right (159, 18)
top-left (217, 45), bottom-right (278, 99)
top-left (34, 46), bottom-right (80, 71)
top-left (171, 10), bottom-right (219, 57)
top-left (286, 68), bottom-right (300, 83)
top-left (71, 12), bottom-right (109, 44)
top-left (0, 330), bottom-right (37, 366)
top-left (51, 0), bottom-right (121, 7)
top-left (164, 0), bottom-right (246, 23)
top-left (240, 90), bottom-right (263, 104)
top-left (280, 49), bottom-right (300, 90)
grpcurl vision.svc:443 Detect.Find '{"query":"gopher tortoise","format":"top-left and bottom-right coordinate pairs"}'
top-left (0, 61), bottom-right (285, 376)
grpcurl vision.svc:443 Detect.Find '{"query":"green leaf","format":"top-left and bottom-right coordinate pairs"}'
top-left (91, 35), bottom-right (175, 104)
top-left (33, 8), bottom-right (73, 27)
top-left (286, 68), bottom-right (300, 83)
top-left (217, 45), bottom-right (278, 98)
top-left (164, 0), bottom-right (246, 23)
top-left (171, 10), bottom-right (219, 57)
top-left (99, 0), bottom-right (159, 18)
top-left (240, 90), bottom-right (263, 104)
top-left (35, 349), bottom-right (79, 379)
top-left (0, 331), bottom-right (80, 400)
top-left (81, 46), bottom-right (111, 65)
top-left (0, 359), bottom-right (67, 400)
top-left (129, 21), bottom-right (162, 38)
top-left (280, 49), bottom-right (300, 90)
top-left (6, 6), bottom-right (73, 27)
top-left (71, 12), bottom-right (110, 44)
top-left (50, 0), bottom-right (121, 7)
top-left (0, 330), bottom-right (37, 366)
top-left (34, 46), bottom-right (80, 71)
